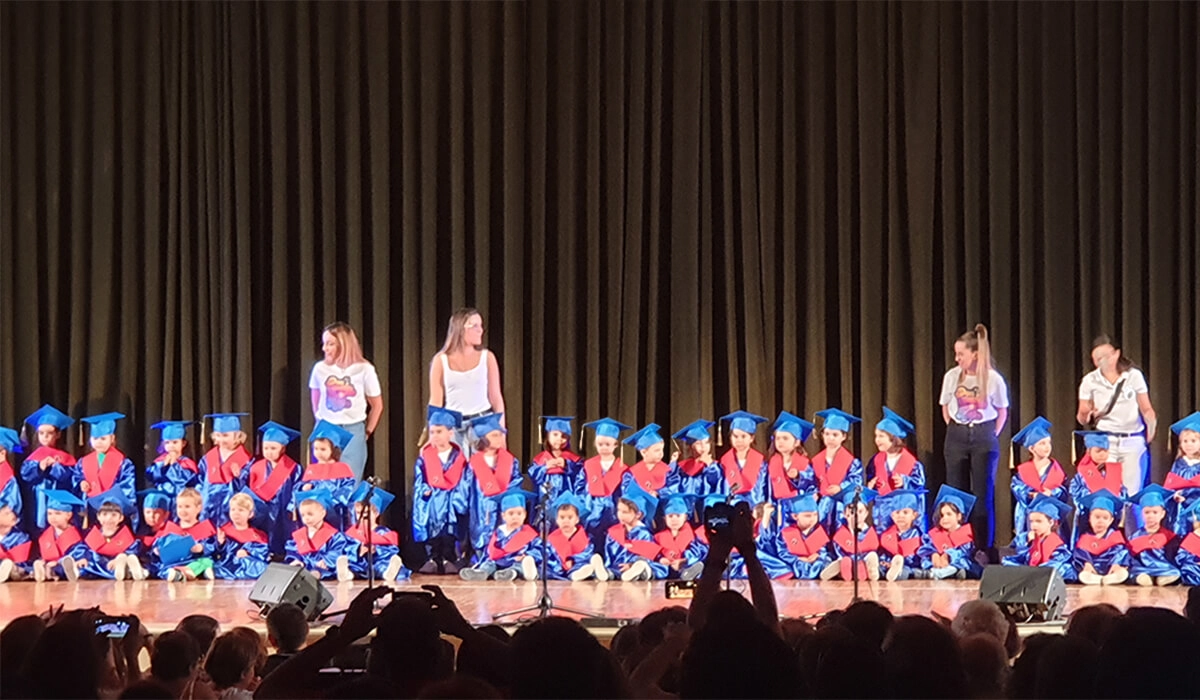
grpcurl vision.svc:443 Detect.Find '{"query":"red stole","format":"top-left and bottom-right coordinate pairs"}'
top-left (769, 453), bottom-right (810, 499)
top-left (183, 520), bottom-right (217, 542)
top-left (291, 522), bottom-right (339, 555)
top-left (80, 449), bottom-right (127, 493)
top-left (488, 525), bottom-right (538, 561)
top-left (468, 451), bottom-right (517, 497)
top-left (0, 536), bottom-right (31, 563)
top-left (532, 450), bottom-right (581, 475)
top-left (26, 446), bottom-right (77, 467)
top-left (421, 444), bottom-right (467, 490)
top-left (678, 458), bottom-right (712, 478)
top-left (154, 456), bottom-right (199, 474)
top-left (203, 446), bottom-right (252, 485)
top-left (720, 449), bottom-right (765, 495)
top-left (607, 523), bottom-right (662, 560)
top-left (1181, 533), bottom-right (1200, 558)
top-left (221, 522), bottom-right (269, 545)
top-left (927, 525), bottom-right (975, 554)
top-left (1017, 459), bottom-right (1066, 492)
top-left (880, 526), bottom-right (922, 557)
top-left (547, 527), bottom-right (590, 568)
top-left (832, 526), bottom-right (879, 554)
top-left (347, 523), bottom-right (399, 546)
top-left (1076, 456), bottom-right (1123, 496)
top-left (141, 521), bottom-right (182, 548)
top-left (1028, 533), bottom-right (1065, 566)
top-left (781, 524), bottom-right (829, 557)
top-left (1128, 528), bottom-right (1174, 555)
top-left (872, 450), bottom-right (917, 495)
top-left (813, 448), bottom-right (855, 496)
top-left (0, 464), bottom-right (12, 493)
top-left (302, 461), bottom-right (354, 481)
top-left (1077, 529), bottom-right (1126, 555)
top-left (654, 524), bottom-right (696, 559)
top-left (39, 526), bottom-right (83, 561)
top-left (247, 455), bottom-right (299, 501)
top-left (85, 526), bottom-right (135, 557)
top-left (583, 457), bottom-right (626, 497)
top-left (628, 461), bottom-right (670, 493)
top-left (1164, 470), bottom-right (1200, 490)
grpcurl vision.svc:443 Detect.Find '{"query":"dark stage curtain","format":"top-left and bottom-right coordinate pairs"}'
top-left (2, 1), bottom-right (1197, 537)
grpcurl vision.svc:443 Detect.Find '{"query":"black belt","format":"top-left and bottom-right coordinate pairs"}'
top-left (1104, 431), bottom-right (1144, 439)
top-left (462, 410), bottom-right (494, 421)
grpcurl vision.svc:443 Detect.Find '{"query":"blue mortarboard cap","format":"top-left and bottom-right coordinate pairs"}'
top-left (874, 488), bottom-right (926, 515)
top-left (1013, 417), bottom-right (1054, 449)
top-left (151, 421), bottom-right (192, 442)
top-left (1169, 412), bottom-right (1200, 436)
top-left (721, 411), bottom-right (769, 435)
top-left (0, 427), bottom-right (22, 454)
top-left (350, 481), bottom-right (396, 514)
top-left (621, 481), bottom-right (659, 520)
top-left (837, 487), bottom-right (878, 507)
top-left (157, 534), bottom-right (197, 566)
top-left (1130, 484), bottom-right (1174, 510)
top-left (471, 413), bottom-right (507, 437)
top-left (43, 489), bottom-right (85, 513)
top-left (550, 492), bottom-right (589, 516)
top-left (1077, 489), bottom-right (1123, 516)
top-left (582, 418), bottom-right (631, 440)
top-left (258, 421), bottom-right (301, 446)
top-left (427, 406), bottom-right (463, 429)
top-left (672, 420), bottom-right (715, 443)
top-left (492, 487), bottom-right (537, 513)
top-left (1028, 495), bottom-right (1071, 522)
top-left (137, 489), bottom-right (174, 512)
top-left (1075, 431), bottom-right (1110, 450)
top-left (783, 493), bottom-right (819, 517)
top-left (293, 486), bottom-right (336, 513)
top-left (933, 484), bottom-right (977, 518)
top-left (773, 411), bottom-right (816, 442)
top-left (309, 420), bottom-right (355, 451)
top-left (875, 407), bottom-right (915, 439)
top-left (815, 408), bottom-right (862, 434)
top-left (542, 416), bottom-right (575, 436)
top-left (661, 493), bottom-right (699, 517)
top-left (88, 487), bottom-right (132, 513)
top-left (81, 412), bottom-right (125, 438)
top-left (624, 423), bottom-right (665, 451)
top-left (24, 404), bottom-right (74, 431)
top-left (701, 494), bottom-right (727, 511)
top-left (204, 413), bottom-right (248, 434)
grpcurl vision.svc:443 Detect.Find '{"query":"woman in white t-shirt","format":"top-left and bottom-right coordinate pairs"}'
top-left (1076, 335), bottom-right (1159, 494)
top-left (428, 308), bottom-right (506, 458)
top-left (308, 322), bottom-right (383, 482)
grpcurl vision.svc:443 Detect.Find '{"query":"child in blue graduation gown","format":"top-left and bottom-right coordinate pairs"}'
top-left (578, 419), bottom-right (631, 548)
top-left (867, 409), bottom-right (927, 520)
top-left (604, 482), bottom-right (667, 581)
top-left (198, 413), bottom-right (253, 525)
top-left (0, 428), bottom-right (26, 526)
top-left (77, 492), bottom-right (140, 580)
top-left (1164, 413), bottom-right (1200, 534)
top-left (773, 493), bottom-right (832, 580)
top-left (412, 406), bottom-right (471, 574)
top-left (0, 504), bottom-right (32, 582)
top-left (74, 413), bottom-right (139, 531)
top-left (1010, 417), bottom-right (1069, 539)
top-left (285, 488), bottom-right (355, 582)
top-left (298, 421), bottom-right (357, 530)
top-left (622, 424), bottom-right (679, 499)
top-left (918, 485), bottom-right (982, 580)
top-left (18, 405), bottom-right (77, 531)
top-left (811, 409), bottom-right (865, 531)
top-left (1177, 501), bottom-right (1200, 585)
top-left (1072, 490), bottom-right (1131, 585)
top-left (1070, 432), bottom-right (1129, 505)
top-left (718, 411), bottom-right (770, 507)
top-left (767, 412), bottom-right (817, 508)
top-left (652, 494), bottom-right (705, 581)
top-left (32, 489), bottom-right (87, 582)
top-left (157, 487), bottom-right (218, 582)
top-left (672, 420), bottom-right (723, 497)
top-left (145, 421), bottom-right (201, 500)
top-left (1126, 485), bottom-right (1181, 587)
top-left (341, 482), bottom-right (409, 582)
top-left (875, 488), bottom-right (927, 582)
top-left (460, 488), bottom-right (541, 582)
top-left (528, 417), bottom-right (584, 526)
top-left (244, 421), bottom-right (304, 555)
top-left (212, 492), bottom-right (271, 580)
top-left (727, 502), bottom-right (794, 580)
top-left (1002, 495), bottom-right (1076, 582)
top-left (463, 413), bottom-right (523, 564)
top-left (135, 489), bottom-right (176, 580)
top-left (822, 487), bottom-right (880, 582)
top-left (544, 493), bottom-right (604, 581)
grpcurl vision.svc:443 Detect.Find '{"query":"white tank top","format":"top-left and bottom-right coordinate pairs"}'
top-left (441, 349), bottom-right (492, 414)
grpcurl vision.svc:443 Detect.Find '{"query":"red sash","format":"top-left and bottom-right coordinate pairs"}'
top-left (547, 527), bottom-right (589, 569)
top-left (583, 457), bottom-right (626, 497)
top-left (1181, 533), bottom-right (1200, 558)
top-left (203, 446), bottom-right (252, 484)
top-left (421, 444), bottom-right (467, 490)
top-left (628, 461), bottom-right (670, 493)
top-left (302, 461), bottom-right (355, 481)
top-left (720, 449), bottom-right (765, 495)
top-left (608, 523), bottom-right (662, 560)
top-left (0, 538), bottom-right (31, 563)
top-left (221, 522), bottom-right (269, 545)
top-left (1029, 533), bottom-right (1065, 567)
top-left (1077, 530), bottom-right (1127, 555)
top-left (85, 526), bottom-right (135, 557)
top-left (487, 525), bottom-right (538, 561)
top-left (769, 453), bottom-right (810, 499)
top-left (141, 521), bottom-right (183, 548)
top-left (832, 526), bottom-right (879, 554)
top-left (1128, 528), bottom-right (1174, 554)
top-left (1017, 459), bottom-right (1066, 493)
top-left (1164, 470), bottom-right (1200, 490)
top-left (880, 526), bottom-right (922, 557)
top-left (872, 450), bottom-right (917, 495)
top-left (347, 523), bottom-right (399, 546)
top-left (154, 456), bottom-right (199, 474)
top-left (654, 524), bottom-right (696, 559)
top-left (781, 525), bottom-right (829, 557)
top-left (80, 449), bottom-right (127, 493)
top-left (0, 464), bottom-right (12, 493)
top-left (248, 455), bottom-right (299, 501)
top-left (39, 526), bottom-right (83, 561)
top-left (678, 458), bottom-right (713, 478)
top-left (26, 446), bottom-right (77, 467)
top-left (813, 448), bottom-right (855, 496)
top-left (532, 450), bottom-right (581, 475)
top-left (468, 451), bottom-right (517, 497)
top-left (1076, 456), bottom-right (1123, 496)
top-left (183, 520), bottom-right (217, 542)
top-left (291, 522), bottom-right (339, 555)
top-left (927, 525), bottom-right (975, 553)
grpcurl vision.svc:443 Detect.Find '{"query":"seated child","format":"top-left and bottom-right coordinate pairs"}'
top-left (672, 420), bottom-right (723, 497)
top-left (653, 494), bottom-right (705, 581)
top-left (1177, 502), bottom-right (1200, 585)
top-left (727, 501), bottom-right (794, 580)
top-left (544, 492), bottom-right (604, 581)
top-left (774, 493), bottom-right (833, 580)
top-left (1010, 417), bottom-right (1068, 539)
top-left (461, 487), bottom-right (541, 582)
top-left (603, 482), bottom-right (666, 582)
top-left (78, 491), bottom-right (140, 580)
top-left (198, 413), bottom-right (252, 525)
top-left (213, 492), bottom-right (271, 580)
top-left (528, 416), bottom-right (584, 525)
top-left (1073, 490), bottom-right (1131, 586)
top-left (767, 412), bottom-right (816, 505)
top-left (0, 427), bottom-right (25, 522)
top-left (159, 487), bottom-right (218, 582)
top-left (145, 421), bottom-right (201, 499)
top-left (0, 504), bottom-right (32, 582)
top-left (19, 405), bottom-right (76, 531)
top-left (579, 418), bottom-right (631, 547)
top-left (299, 421), bottom-right (357, 529)
top-left (622, 424), bottom-right (678, 498)
top-left (340, 482), bottom-right (409, 583)
top-left (1127, 485), bottom-right (1181, 587)
top-left (244, 421), bottom-right (304, 555)
top-left (75, 413), bottom-right (139, 531)
top-left (32, 489), bottom-right (87, 582)
top-left (285, 488), bottom-right (355, 582)
top-left (412, 406), bottom-right (470, 574)
top-left (135, 489), bottom-right (176, 579)
top-left (822, 487), bottom-right (880, 582)
top-left (1165, 412), bottom-right (1200, 534)
top-left (811, 409), bottom-right (864, 530)
top-left (1002, 495), bottom-right (1076, 582)
top-left (875, 488), bottom-right (927, 582)
top-left (918, 485), bottom-right (981, 580)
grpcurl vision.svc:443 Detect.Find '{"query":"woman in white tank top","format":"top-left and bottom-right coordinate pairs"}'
top-left (429, 308), bottom-right (507, 456)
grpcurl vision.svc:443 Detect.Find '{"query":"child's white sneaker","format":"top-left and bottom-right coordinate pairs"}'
top-left (494, 567), bottom-right (519, 582)
top-left (591, 554), bottom-right (611, 582)
top-left (33, 560), bottom-right (47, 583)
top-left (126, 557), bottom-right (148, 581)
top-left (383, 555), bottom-right (404, 582)
top-left (1101, 569), bottom-right (1128, 586)
top-left (865, 553), bottom-right (880, 581)
top-left (621, 560), bottom-right (651, 582)
top-left (0, 559), bottom-right (13, 583)
top-left (1157, 574), bottom-right (1180, 586)
top-left (62, 557), bottom-right (78, 582)
top-left (166, 568), bottom-right (185, 582)
top-left (1078, 569), bottom-right (1102, 585)
top-left (570, 563), bottom-right (595, 581)
top-left (112, 554), bottom-right (128, 581)
top-left (1135, 573), bottom-right (1154, 587)
top-left (336, 556), bottom-right (354, 582)
top-left (520, 556), bottom-right (538, 581)
top-left (886, 555), bottom-right (904, 582)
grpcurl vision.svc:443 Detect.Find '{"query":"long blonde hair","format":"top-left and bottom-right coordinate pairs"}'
top-left (441, 307), bottom-right (483, 355)
top-left (959, 324), bottom-right (994, 401)
top-left (323, 322), bottom-right (367, 366)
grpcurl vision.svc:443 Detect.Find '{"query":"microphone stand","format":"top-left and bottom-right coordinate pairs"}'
top-left (360, 477), bottom-right (378, 591)
top-left (850, 484), bottom-right (863, 603)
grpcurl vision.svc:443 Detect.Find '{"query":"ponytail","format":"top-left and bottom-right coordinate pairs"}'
top-left (958, 324), bottom-right (993, 401)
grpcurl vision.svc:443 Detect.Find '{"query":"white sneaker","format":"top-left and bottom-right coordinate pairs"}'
top-left (166, 568), bottom-right (184, 582)
top-left (0, 559), bottom-right (13, 583)
top-left (33, 560), bottom-right (47, 583)
top-left (62, 557), bottom-right (79, 582)
top-left (202, 567), bottom-right (215, 581)
top-left (112, 554), bottom-right (128, 581)
top-left (621, 560), bottom-right (651, 582)
top-left (126, 557), bottom-right (148, 581)
top-left (336, 556), bottom-right (354, 582)
top-left (886, 555), bottom-right (904, 582)
top-left (520, 556), bottom-right (538, 581)
top-left (383, 555), bottom-right (404, 582)
top-left (1135, 573), bottom-right (1154, 587)
top-left (1078, 569), bottom-right (1102, 585)
top-left (1101, 569), bottom-right (1128, 586)
top-left (570, 563), bottom-right (595, 581)
top-left (865, 553), bottom-right (880, 581)
top-left (819, 560), bottom-right (841, 581)
top-left (590, 554), bottom-right (611, 582)
top-left (1157, 574), bottom-right (1180, 586)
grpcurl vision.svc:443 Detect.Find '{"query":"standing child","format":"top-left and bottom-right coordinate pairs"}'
top-left (622, 424), bottom-right (678, 498)
top-left (1001, 495), bottom-right (1076, 582)
top-left (867, 408), bottom-right (927, 499)
top-left (145, 421), bottom-right (200, 500)
top-left (528, 417), bottom-right (584, 526)
top-left (822, 487), bottom-right (880, 582)
top-left (1126, 485), bottom-right (1181, 587)
top-left (774, 493), bottom-right (832, 580)
top-left (0, 505), bottom-right (31, 582)
top-left (412, 406), bottom-right (470, 575)
top-left (718, 411), bottom-right (770, 507)
top-left (653, 494), bottom-right (705, 581)
top-left (19, 405), bottom-right (76, 531)
top-left (543, 493), bottom-right (604, 581)
top-left (32, 490), bottom-right (87, 582)
top-left (875, 488), bottom-right (927, 582)
top-left (767, 412), bottom-right (817, 510)
top-left (672, 420), bottom-right (723, 497)
top-left (1165, 413), bottom-right (1200, 534)
top-left (0, 427), bottom-right (25, 520)
top-left (75, 413), bottom-right (138, 530)
top-left (1070, 432), bottom-right (1128, 503)
top-left (77, 491), bottom-right (139, 580)
top-left (212, 491), bottom-right (271, 580)
top-left (198, 413), bottom-right (252, 525)
top-left (160, 487), bottom-right (218, 582)
top-left (285, 488), bottom-right (354, 582)
top-left (1177, 502), bottom-right (1200, 585)
top-left (1072, 490), bottom-right (1131, 586)
top-left (463, 413), bottom-right (521, 564)
top-left (299, 420), bottom-right (357, 529)
top-left (812, 408), bottom-right (864, 530)
top-left (244, 421), bottom-right (304, 555)
top-left (341, 482), bottom-right (409, 583)
top-left (604, 482), bottom-right (666, 581)
top-left (918, 485), bottom-right (981, 580)
top-left (1010, 417), bottom-right (1068, 539)
top-left (579, 419), bottom-right (631, 547)
top-left (460, 487), bottom-right (540, 582)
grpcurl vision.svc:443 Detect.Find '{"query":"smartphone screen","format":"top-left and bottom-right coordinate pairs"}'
top-left (95, 618), bottom-right (130, 638)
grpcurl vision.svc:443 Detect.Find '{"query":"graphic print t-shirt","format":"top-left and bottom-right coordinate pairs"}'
top-left (309, 361), bottom-right (382, 424)
top-left (939, 367), bottom-right (1009, 425)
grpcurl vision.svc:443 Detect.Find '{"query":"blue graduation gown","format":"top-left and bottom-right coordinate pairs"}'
top-left (242, 456), bottom-right (303, 554)
top-left (0, 528), bottom-right (33, 573)
top-left (484, 524), bottom-right (541, 570)
top-left (145, 456), bottom-right (202, 500)
top-left (212, 523), bottom-right (271, 579)
top-left (1127, 527), bottom-right (1181, 578)
top-left (719, 449), bottom-right (770, 507)
top-left (653, 524), bottom-right (706, 578)
top-left (154, 520), bottom-right (218, 579)
top-left (19, 447), bottom-right (76, 530)
top-left (544, 526), bottom-right (595, 580)
top-left (0, 464), bottom-right (24, 525)
top-left (199, 446), bottom-right (253, 525)
top-left (1177, 533), bottom-right (1200, 585)
top-left (812, 448), bottom-right (864, 530)
top-left (78, 526), bottom-right (139, 579)
top-left (767, 453), bottom-right (817, 504)
top-left (284, 523), bottom-right (354, 580)
top-left (675, 459), bottom-right (724, 497)
top-left (728, 521), bottom-right (793, 579)
top-left (775, 523), bottom-right (833, 580)
top-left (621, 461), bottom-right (679, 500)
top-left (604, 522), bottom-right (668, 578)
top-left (464, 450), bottom-right (522, 561)
top-left (1164, 458), bottom-right (1200, 535)
top-left (1010, 460), bottom-right (1069, 537)
top-left (74, 449), bottom-right (139, 531)
top-left (918, 525), bottom-right (981, 577)
top-left (879, 525), bottom-right (924, 578)
top-left (411, 444), bottom-right (471, 546)
top-left (298, 462), bottom-right (356, 530)
top-left (345, 523), bottom-right (409, 581)
top-left (1073, 528), bottom-right (1131, 576)
top-left (1002, 532), bottom-right (1077, 582)
top-left (579, 457), bottom-right (626, 548)
top-left (529, 450), bottom-right (584, 525)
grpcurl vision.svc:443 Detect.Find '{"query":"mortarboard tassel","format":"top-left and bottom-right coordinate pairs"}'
top-left (416, 425), bottom-right (428, 448)
top-left (200, 417), bottom-right (207, 446)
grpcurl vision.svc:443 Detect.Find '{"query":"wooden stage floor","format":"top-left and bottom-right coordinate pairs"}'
top-left (0, 576), bottom-right (1187, 634)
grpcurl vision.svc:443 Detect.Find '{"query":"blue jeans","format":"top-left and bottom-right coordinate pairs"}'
top-left (338, 421), bottom-right (368, 482)
top-left (452, 411), bottom-right (495, 459)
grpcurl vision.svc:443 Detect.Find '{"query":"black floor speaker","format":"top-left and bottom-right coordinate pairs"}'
top-left (978, 564), bottom-right (1067, 622)
top-left (249, 563), bottom-right (335, 620)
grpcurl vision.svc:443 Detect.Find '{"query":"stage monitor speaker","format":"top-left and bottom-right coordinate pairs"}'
top-left (249, 563), bottom-right (334, 621)
top-left (978, 565), bottom-right (1066, 623)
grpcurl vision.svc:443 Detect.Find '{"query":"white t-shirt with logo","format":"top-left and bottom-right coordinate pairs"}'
top-left (939, 367), bottom-right (1010, 425)
top-left (1077, 368), bottom-right (1148, 434)
top-left (309, 361), bottom-right (382, 424)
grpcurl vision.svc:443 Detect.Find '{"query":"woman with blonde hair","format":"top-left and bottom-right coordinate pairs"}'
top-left (428, 308), bottom-right (507, 457)
top-left (308, 322), bottom-right (383, 482)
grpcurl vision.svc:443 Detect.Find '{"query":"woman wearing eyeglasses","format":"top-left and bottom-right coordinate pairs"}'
top-left (428, 308), bottom-right (507, 458)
